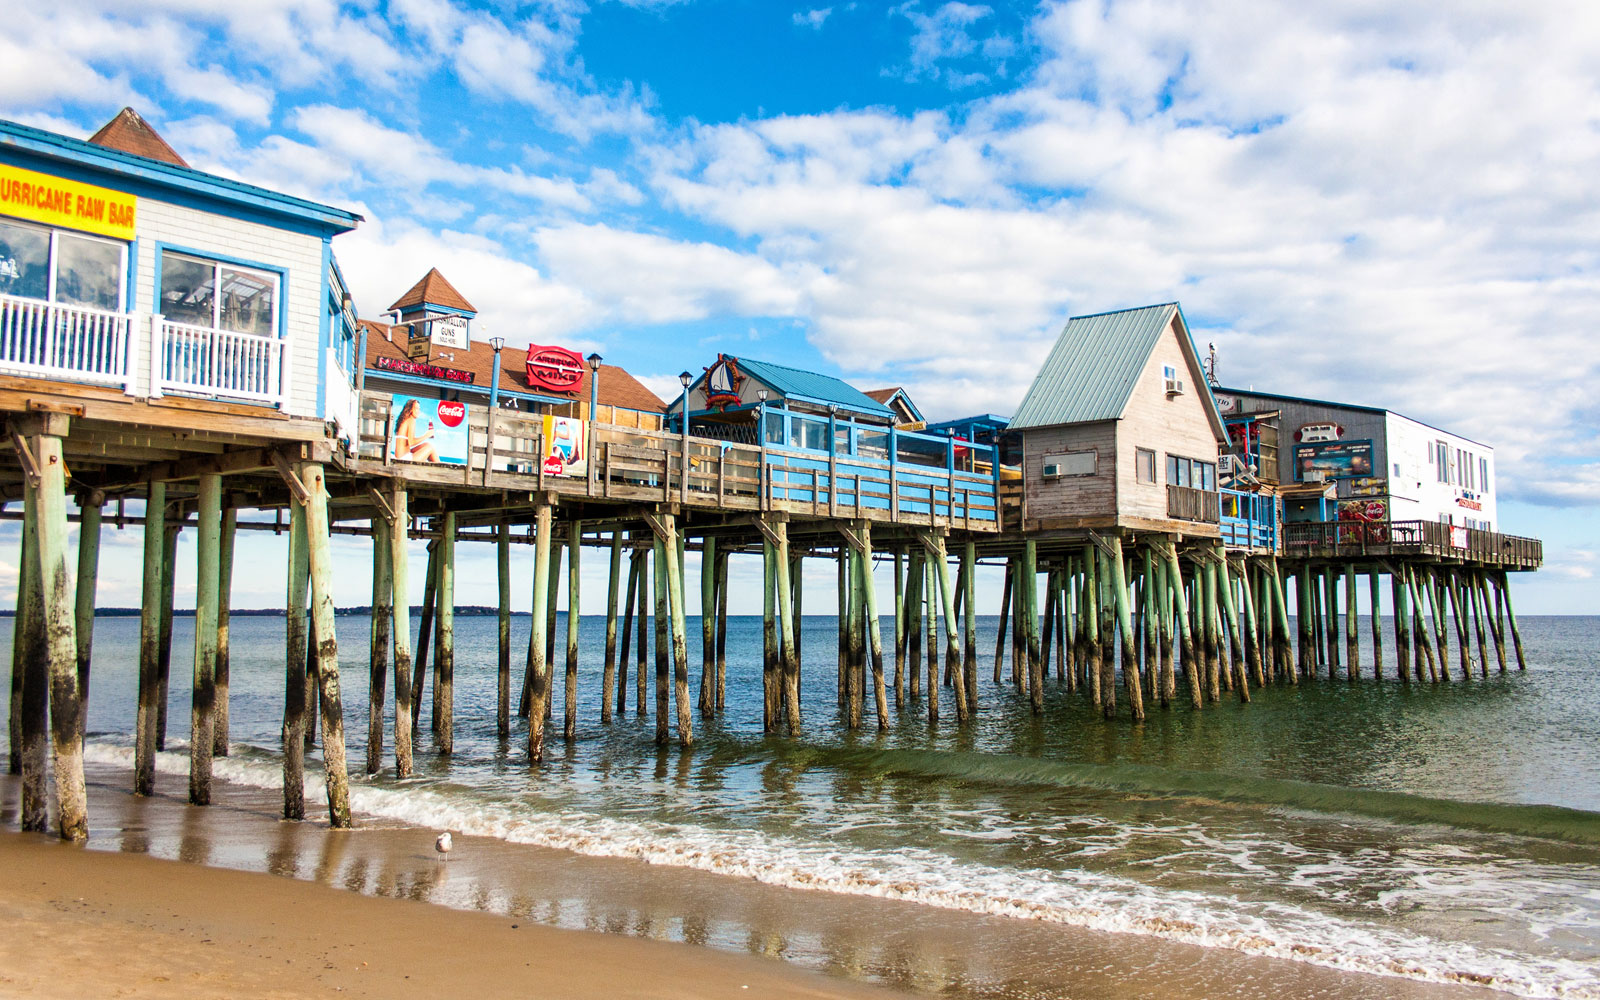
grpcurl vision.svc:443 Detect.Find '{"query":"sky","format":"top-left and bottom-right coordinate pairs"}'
top-left (1, 0), bottom-right (1596, 614)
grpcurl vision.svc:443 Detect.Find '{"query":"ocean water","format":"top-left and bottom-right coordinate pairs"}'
top-left (30, 613), bottom-right (1600, 997)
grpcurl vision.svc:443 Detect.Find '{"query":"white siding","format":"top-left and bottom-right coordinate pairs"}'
top-left (132, 197), bottom-right (325, 416)
top-left (1385, 412), bottom-right (1496, 529)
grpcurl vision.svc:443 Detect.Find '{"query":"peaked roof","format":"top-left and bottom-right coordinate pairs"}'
top-left (1010, 302), bottom-right (1224, 439)
top-left (87, 107), bottom-right (188, 167)
top-left (866, 386), bottom-right (925, 423)
top-left (732, 357), bottom-right (894, 418)
top-left (388, 268), bottom-right (477, 314)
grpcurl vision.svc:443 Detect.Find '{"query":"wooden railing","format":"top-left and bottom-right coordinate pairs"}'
top-left (1283, 519), bottom-right (1542, 568)
top-left (357, 393), bottom-right (1000, 528)
top-left (157, 318), bottom-right (285, 405)
top-left (1167, 484), bottom-right (1220, 523)
top-left (0, 293), bottom-right (135, 393)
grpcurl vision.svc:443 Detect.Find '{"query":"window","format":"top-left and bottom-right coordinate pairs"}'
top-left (0, 218), bottom-right (124, 310)
top-left (1480, 457), bottom-right (1489, 492)
top-left (1435, 441), bottom-right (1449, 483)
top-left (1165, 454), bottom-right (1215, 489)
top-left (1042, 451), bottom-right (1096, 477)
top-left (160, 250), bottom-right (278, 337)
top-left (1136, 448), bottom-right (1156, 484)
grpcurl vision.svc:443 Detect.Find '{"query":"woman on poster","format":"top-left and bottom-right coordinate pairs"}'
top-left (393, 398), bottom-right (441, 462)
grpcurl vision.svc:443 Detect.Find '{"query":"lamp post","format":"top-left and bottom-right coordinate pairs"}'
top-left (487, 335), bottom-right (505, 411)
top-left (756, 388), bottom-right (769, 506)
top-left (586, 353), bottom-right (603, 495)
top-left (678, 371), bottom-right (693, 502)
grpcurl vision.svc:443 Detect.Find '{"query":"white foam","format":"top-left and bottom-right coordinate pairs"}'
top-left (82, 741), bottom-right (1600, 1000)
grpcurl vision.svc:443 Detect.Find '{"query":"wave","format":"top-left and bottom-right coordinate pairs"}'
top-left (81, 740), bottom-right (1600, 1000)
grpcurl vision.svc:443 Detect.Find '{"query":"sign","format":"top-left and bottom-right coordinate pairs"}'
top-left (0, 162), bottom-right (136, 241)
top-left (1346, 476), bottom-right (1387, 497)
top-left (389, 395), bottom-right (469, 465)
top-left (537, 415), bottom-right (587, 477)
top-left (430, 314), bottom-right (469, 350)
top-left (1456, 497), bottom-right (1483, 511)
top-left (1295, 422), bottom-right (1343, 443)
top-left (1296, 440), bottom-right (1373, 481)
top-left (1451, 526), bottom-right (1469, 548)
top-left (703, 354), bottom-right (744, 408)
top-left (1338, 498), bottom-right (1387, 522)
top-left (526, 345), bottom-right (583, 394)
top-left (1215, 394), bottom-right (1238, 414)
top-left (375, 355), bottom-right (475, 384)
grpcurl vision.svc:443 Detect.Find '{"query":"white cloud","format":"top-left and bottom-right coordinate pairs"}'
top-left (794, 8), bottom-right (834, 30)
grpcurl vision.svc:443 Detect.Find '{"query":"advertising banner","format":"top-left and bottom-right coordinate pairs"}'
top-left (390, 395), bottom-right (469, 465)
top-left (537, 415), bottom-right (587, 477)
top-left (1296, 440), bottom-right (1373, 481)
top-left (431, 314), bottom-right (470, 350)
top-left (0, 162), bottom-right (136, 240)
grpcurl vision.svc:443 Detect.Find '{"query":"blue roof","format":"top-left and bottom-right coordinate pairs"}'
top-left (722, 356), bottom-right (894, 419)
top-left (0, 118), bottom-right (362, 234)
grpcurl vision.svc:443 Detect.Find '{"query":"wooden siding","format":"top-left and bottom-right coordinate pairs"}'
top-left (1021, 421), bottom-right (1117, 523)
top-left (1116, 316), bottom-right (1220, 521)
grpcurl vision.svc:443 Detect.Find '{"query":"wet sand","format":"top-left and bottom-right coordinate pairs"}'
top-left (0, 761), bottom-right (1515, 1000)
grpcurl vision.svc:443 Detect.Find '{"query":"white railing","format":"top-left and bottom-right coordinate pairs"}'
top-left (157, 318), bottom-right (285, 405)
top-left (0, 293), bottom-right (136, 393)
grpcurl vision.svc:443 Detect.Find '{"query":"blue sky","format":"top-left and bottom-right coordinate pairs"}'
top-left (2, 0), bottom-right (1596, 613)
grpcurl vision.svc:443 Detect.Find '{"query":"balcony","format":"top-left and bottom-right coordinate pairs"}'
top-left (1282, 519), bottom-right (1542, 569)
top-left (1167, 483), bottom-right (1220, 523)
top-left (0, 294), bottom-right (288, 408)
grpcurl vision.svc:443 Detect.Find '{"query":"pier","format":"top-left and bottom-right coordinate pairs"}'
top-left (1, 110), bottom-right (1542, 841)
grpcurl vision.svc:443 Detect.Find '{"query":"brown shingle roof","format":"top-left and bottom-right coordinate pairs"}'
top-left (865, 387), bottom-right (904, 404)
top-left (387, 268), bottom-right (477, 314)
top-left (87, 107), bottom-right (189, 167)
top-left (360, 321), bottom-right (664, 413)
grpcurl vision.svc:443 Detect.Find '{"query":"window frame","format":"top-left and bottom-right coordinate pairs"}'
top-left (156, 244), bottom-right (285, 339)
top-left (0, 215), bottom-right (127, 311)
top-left (1135, 447), bottom-right (1157, 485)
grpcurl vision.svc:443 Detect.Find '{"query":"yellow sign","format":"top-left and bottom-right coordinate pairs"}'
top-left (0, 162), bottom-right (136, 241)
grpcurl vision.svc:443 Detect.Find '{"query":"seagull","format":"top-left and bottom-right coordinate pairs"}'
top-left (434, 831), bottom-right (453, 862)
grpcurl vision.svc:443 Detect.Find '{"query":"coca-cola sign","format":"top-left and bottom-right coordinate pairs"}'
top-left (437, 399), bottom-right (465, 427)
top-left (526, 345), bottom-right (584, 394)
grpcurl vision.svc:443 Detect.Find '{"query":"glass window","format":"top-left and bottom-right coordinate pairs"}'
top-left (1136, 448), bottom-right (1156, 484)
top-left (1199, 461), bottom-right (1215, 491)
top-left (1166, 454), bottom-right (1179, 484)
top-left (1480, 457), bottom-right (1489, 492)
top-left (160, 251), bottom-right (278, 336)
top-left (0, 219), bottom-right (123, 308)
top-left (54, 232), bottom-right (122, 310)
top-left (0, 220), bottom-right (49, 300)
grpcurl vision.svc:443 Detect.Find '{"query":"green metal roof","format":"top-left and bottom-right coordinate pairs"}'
top-left (731, 356), bottom-right (894, 419)
top-left (1009, 303), bottom-right (1183, 430)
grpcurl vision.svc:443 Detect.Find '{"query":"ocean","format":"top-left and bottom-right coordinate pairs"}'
top-left (31, 612), bottom-right (1600, 998)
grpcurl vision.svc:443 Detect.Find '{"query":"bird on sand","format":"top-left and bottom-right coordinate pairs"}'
top-left (435, 831), bottom-right (453, 861)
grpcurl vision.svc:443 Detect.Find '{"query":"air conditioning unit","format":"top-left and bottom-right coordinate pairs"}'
top-left (1165, 377), bottom-right (1185, 396)
top-left (1042, 462), bottom-right (1063, 479)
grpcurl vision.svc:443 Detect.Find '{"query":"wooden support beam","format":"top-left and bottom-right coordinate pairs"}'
top-left (301, 463), bottom-right (352, 828)
top-left (636, 541), bottom-right (649, 719)
top-left (1499, 571), bottom-right (1527, 670)
top-left (497, 518), bottom-right (512, 737)
top-left (962, 540), bottom-right (977, 709)
top-left (926, 532), bottom-right (968, 723)
top-left (715, 547), bottom-right (729, 711)
top-left (389, 486), bottom-right (413, 778)
top-left (698, 535), bottom-right (715, 718)
top-left (436, 510), bottom-right (456, 752)
top-left (844, 544), bottom-right (864, 729)
top-left (188, 472), bottom-right (222, 806)
top-left (73, 495), bottom-right (103, 751)
top-left (564, 519), bottom-right (581, 741)
top-left (367, 515), bottom-right (392, 775)
top-left (1392, 568), bottom-right (1412, 682)
top-left (763, 539), bottom-right (778, 732)
top-left (861, 528), bottom-right (888, 731)
top-left (905, 548), bottom-right (923, 700)
top-left (661, 513), bottom-right (693, 748)
top-left (282, 488), bottom-right (309, 820)
top-left (835, 547), bottom-right (848, 712)
top-left (654, 531), bottom-right (670, 745)
top-left (774, 520), bottom-right (802, 736)
top-left (213, 506), bottom-right (235, 756)
top-left (893, 549), bottom-right (905, 709)
top-left (412, 540), bottom-right (438, 734)
top-left (1108, 536), bottom-right (1146, 719)
top-left (1022, 538), bottom-right (1043, 715)
top-left (1082, 544), bottom-right (1102, 711)
top-left (1368, 568), bottom-right (1384, 680)
top-left (527, 503), bottom-right (554, 762)
top-left (1156, 552), bottom-right (1174, 705)
top-left (1214, 549), bottom-right (1247, 706)
top-left (924, 552), bottom-right (939, 722)
top-left (155, 522), bottom-right (176, 751)
top-left (605, 531), bottom-right (624, 723)
top-left (616, 542), bottom-right (638, 718)
top-left (14, 486), bottom-right (44, 827)
top-left (133, 484), bottom-right (166, 794)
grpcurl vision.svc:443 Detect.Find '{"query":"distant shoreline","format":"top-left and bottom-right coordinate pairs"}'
top-left (0, 606), bottom-right (529, 618)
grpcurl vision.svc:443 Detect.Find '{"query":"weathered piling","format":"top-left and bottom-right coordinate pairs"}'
top-left (188, 474), bottom-right (222, 806)
top-left (133, 482), bottom-right (165, 795)
top-left (859, 526), bottom-right (889, 730)
top-left (603, 531), bottom-right (623, 724)
top-left (659, 515), bottom-right (692, 748)
top-left (1368, 569), bottom-right (1384, 680)
top-left (906, 549), bottom-right (923, 699)
top-left (893, 549), bottom-right (906, 706)
top-left (301, 463), bottom-right (352, 828)
top-left (8, 501), bottom-right (28, 776)
top-left (1343, 566), bottom-right (1358, 681)
top-left (1023, 539), bottom-right (1044, 715)
top-left (653, 531), bottom-right (670, 745)
top-left (715, 547), bottom-right (729, 710)
top-left (1107, 536), bottom-right (1145, 720)
top-left (762, 539), bottom-right (778, 730)
top-left (844, 542), bottom-right (864, 728)
top-left (962, 541), bottom-right (977, 703)
top-left (773, 522), bottom-right (801, 736)
top-left (497, 518), bottom-right (512, 737)
top-left (615, 543), bottom-right (639, 719)
top-left (367, 516), bottom-right (392, 775)
top-left (388, 486), bottom-right (413, 778)
top-left (1237, 558), bottom-right (1264, 689)
top-left (1200, 559), bottom-right (1220, 702)
top-left (213, 506), bottom-right (235, 756)
top-left (74, 494), bottom-right (102, 745)
top-left (436, 510), bottom-right (456, 752)
top-left (928, 533), bottom-right (968, 723)
top-left (1498, 571), bottom-right (1527, 670)
top-left (15, 488), bottom-right (44, 830)
top-left (413, 540), bottom-right (438, 732)
top-left (990, 556), bottom-right (1008, 687)
top-left (527, 503), bottom-right (554, 762)
top-left (835, 548), bottom-right (848, 708)
top-left (636, 542), bottom-right (649, 718)
top-left (155, 522), bottom-right (176, 751)
top-left (697, 535), bottom-right (714, 717)
top-left (564, 519), bottom-right (581, 742)
top-left (1484, 572), bottom-right (1508, 672)
top-left (1157, 554), bottom-right (1175, 704)
top-left (1216, 554), bottom-right (1248, 704)
top-left (924, 555), bottom-right (939, 720)
top-left (1392, 568), bottom-right (1412, 682)
top-left (282, 492), bottom-right (309, 820)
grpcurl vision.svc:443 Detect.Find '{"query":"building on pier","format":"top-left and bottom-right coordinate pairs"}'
top-left (1213, 387), bottom-right (1497, 531)
top-left (864, 386), bottom-right (924, 427)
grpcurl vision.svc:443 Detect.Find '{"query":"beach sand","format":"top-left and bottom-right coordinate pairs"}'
top-left (0, 760), bottom-right (1514, 1000)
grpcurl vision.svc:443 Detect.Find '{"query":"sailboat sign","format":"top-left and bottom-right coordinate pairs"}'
top-left (704, 354), bottom-right (744, 408)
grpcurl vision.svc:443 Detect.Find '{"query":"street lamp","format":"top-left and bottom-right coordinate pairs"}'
top-left (679, 371), bottom-right (693, 502)
top-left (586, 352), bottom-right (603, 496)
top-left (586, 352), bottom-right (603, 421)
top-left (487, 335), bottom-right (505, 411)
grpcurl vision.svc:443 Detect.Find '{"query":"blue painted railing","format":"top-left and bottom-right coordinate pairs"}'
top-left (753, 407), bottom-right (1000, 523)
top-left (1219, 488), bottom-right (1278, 550)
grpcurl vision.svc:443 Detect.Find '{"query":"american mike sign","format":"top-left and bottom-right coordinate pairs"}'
top-left (526, 345), bottom-right (584, 394)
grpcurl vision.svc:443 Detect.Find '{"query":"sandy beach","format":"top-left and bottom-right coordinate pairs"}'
top-left (0, 757), bottom-right (1518, 1000)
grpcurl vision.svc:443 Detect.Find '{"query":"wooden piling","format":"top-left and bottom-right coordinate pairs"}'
top-left (774, 522), bottom-right (802, 736)
top-left (861, 527), bottom-right (889, 730)
top-left (616, 543), bottom-right (639, 719)
top-left (789, 547), bottom-right (804, 691)
top-left (156, 522), bottom-right (176, 751)
top-left (1407, 566), bottom-right (1438, 682)
top-left (388, 487), bottom-right (413, 778)
top-left (546, 537), bottom-right (564, 677)
top-left (836, 548), bottom-right (848, 708)
top-left (1368, 568), bottom-right (1384, 680)
top-left (134, 483), bottom-right (166, 795)
top-left (1342, 566), bottom-right (1358, 681)
top-left (564, 519), bottom-right (581, 741)
top-left (282, 497), bottom-right (308, 819)
top-left (1200, 559), bottom-right (1220, 702)
top-left (1322, 567), bottom-right (1340, 680)
top-left (497, 517), bottom-right (512, 737)
top-left (603, 531), bottom-right (623, 724)
top-left (654, 531), bottom-right (670, 743)
top-left (187, 473), bottom-right (222, 806)
top-left (1215, 553), bottom-right (1248, 705)
top-left (929, 534), bottom-right (969, 723)
top-left (73, 494), bottom-right (102, 746)
top-left (1484, 572), bottom-right (1508, 672)
top-left (991, 557), bottom-right (1010, 687)
top-left (436, 511), bottom-right (456, 752)
top-left (1236, 558), bottom-right (1264, 689)
top-left (1106, 537), bottom-right (1145, 719)
top-left (636, 542), bottom-right (650, 717)
top-left (906, 549), bottom-right (923, 699)
top-left (15, 487), bottom-right (45, 830)
top-left (925, 556), bottom-right (939, 713)
top-left (1023, 539), bottom-right (1044, 714)
top-left (659, 515), bottom-right (693, 748)
top-left (715, 547), bottom-right (729, 710)
top-left (1499, 571), bottom-right (1527, 670)
top-left (299, 464), bottom-right (352, 828)
top-left (527, 503), bottom-right (554, 762)
top-left (962, 540), bottom-right (977, 706)
top-left (844, 545), bottom-right (864, 729)
top-left (1471, 572), bottom-right (1493, 675)
top-left (1392, 569), bottom-right (1412, 682)
top-left (413, 540), bottom-right (438, 733)
top-left (698, 535), bottom-right (714, 717)
top-left (763, 539), bottom-right (778, 731)
top-left (367, 516), bottom-right (392, 774)
top-left (8, 495), bottom-right (32, 778)
top-left (893, 549), bottom-right (905, 708)
top-left (1156, 553), bottom-right (1175, 704)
